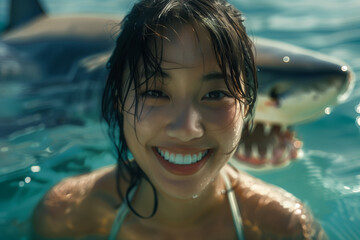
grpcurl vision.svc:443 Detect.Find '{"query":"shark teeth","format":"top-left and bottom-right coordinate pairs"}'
top-left (255, 122), bottom-right (289, 136)
top-left (238, 144), bottom-right (246, 156)
top-left (265, 145), bottom-right (273, 160)
top-left (254, 122), bottom-right (288, 136)
top-left (235, 122), bottom-right (299, 167)
top-left (280, 125), bottom-right (288, 134)
top-left (157, 148), bottom-right (208, 165)
top-left (251, 144), bottom-right (260, 159)
top-left (264, 123), bottom-right (272, 135)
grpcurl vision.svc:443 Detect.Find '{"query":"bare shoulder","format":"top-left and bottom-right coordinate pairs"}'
top-left (234, 170), bottom-right (328, 239)
top-left (32, 165), bottom-right (121, 239)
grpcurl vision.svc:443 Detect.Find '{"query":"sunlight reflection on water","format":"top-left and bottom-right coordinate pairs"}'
top-left (0, 0), bottom-right (359, 239)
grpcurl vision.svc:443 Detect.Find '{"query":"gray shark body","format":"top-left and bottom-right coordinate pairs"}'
top-left (0, 0), bottom-right (355, 167)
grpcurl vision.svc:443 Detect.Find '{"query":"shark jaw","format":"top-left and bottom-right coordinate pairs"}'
top-left (234, 121), bottom-right (303, 168)
top-left (153, 147), bottom-right (211, 176)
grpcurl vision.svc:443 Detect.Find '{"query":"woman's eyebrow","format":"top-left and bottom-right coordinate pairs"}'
top-left (149, 70), bottom-right (170, 79)
top-left (202, 72), bottom-right (226, 81)
top-left (150, 70), bottom-right (225, 82)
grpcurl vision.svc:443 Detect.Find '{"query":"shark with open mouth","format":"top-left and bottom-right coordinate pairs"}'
top-left (0, 0), bottom-right (355, 169)
top-left (235, 38), bottom-right (355, 169)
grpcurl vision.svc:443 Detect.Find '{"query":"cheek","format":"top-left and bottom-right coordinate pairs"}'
top-left (203, 102), bottom-right (243, 130)
top-left (203, 103), bottom-right (244, 148)
top-left (123, 105), bottom-right (165, 144)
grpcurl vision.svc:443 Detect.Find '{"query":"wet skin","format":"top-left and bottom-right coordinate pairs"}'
top-left (31, 24), bottom-right (327, 240)
top-left (122, 24), bottom-right (244, 201)
top-left (32, 165), bottom-right (328, 239)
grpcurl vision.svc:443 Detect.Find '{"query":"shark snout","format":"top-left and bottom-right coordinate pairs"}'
top-left (254, 38), bottom-right (355, 126)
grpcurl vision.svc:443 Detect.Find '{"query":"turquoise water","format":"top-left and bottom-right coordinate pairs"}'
top-left (0, 0), bottom-right (360, 239)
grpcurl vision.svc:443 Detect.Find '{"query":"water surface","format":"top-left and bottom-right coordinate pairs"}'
top-left (0, 0), bottom-right (359, 239)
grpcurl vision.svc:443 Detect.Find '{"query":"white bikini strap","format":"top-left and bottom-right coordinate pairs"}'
top-left (221, 170), bottom-right (245, 240)
top-left (108, 185), bottom-right (138, 240)
top-left (109, 174), bottom-right (244, 240)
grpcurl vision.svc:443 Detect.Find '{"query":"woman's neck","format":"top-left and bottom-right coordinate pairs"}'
top-left (131, 165), bottom-right (235, 228)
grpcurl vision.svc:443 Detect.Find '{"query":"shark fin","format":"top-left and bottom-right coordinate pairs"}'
top-left (6, 0), bottom-right (46, 30)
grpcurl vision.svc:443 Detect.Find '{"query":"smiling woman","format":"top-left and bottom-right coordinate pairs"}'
top-left (121, 23), bottom-right (247, 201)
top-left (31, 0), bottom-right (327, 239)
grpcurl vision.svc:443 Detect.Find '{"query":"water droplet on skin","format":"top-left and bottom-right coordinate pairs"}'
top-left (294, 209), bottom-right (302, 215)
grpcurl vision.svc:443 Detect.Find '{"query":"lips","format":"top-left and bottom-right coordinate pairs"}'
top-left (153, 147), bottom-right (211, 176)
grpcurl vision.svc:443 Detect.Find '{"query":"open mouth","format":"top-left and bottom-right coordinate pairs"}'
top-left (234, 121), bottom-right (303, 168)
top-left (153, 147), bottom-right (212, 175)
top-left (156, 148), bottom-right (209, 165)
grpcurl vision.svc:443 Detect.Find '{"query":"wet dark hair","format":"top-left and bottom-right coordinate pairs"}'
top-left (102, 0), bottom-right (257, 218)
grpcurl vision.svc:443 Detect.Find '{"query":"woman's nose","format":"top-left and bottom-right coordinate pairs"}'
top-left (166, 104), bottom-right (204, 142)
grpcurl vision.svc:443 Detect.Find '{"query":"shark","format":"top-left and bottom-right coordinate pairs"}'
top-left (0, 0), bottom-right (355, 169)
top-left (235, 38), bottom-right (355, 168)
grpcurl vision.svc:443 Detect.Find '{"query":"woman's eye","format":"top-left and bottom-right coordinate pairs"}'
top-left (203, 91), bottom-right (230, 100)
top-left (142, 90), bottom-right (168, 99)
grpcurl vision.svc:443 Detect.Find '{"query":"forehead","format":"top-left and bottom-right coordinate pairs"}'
top-left (155, 24), bottom-right (219, 69)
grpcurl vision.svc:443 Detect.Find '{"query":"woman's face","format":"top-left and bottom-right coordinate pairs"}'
top-left (122, 24), bottom-right (245, 199)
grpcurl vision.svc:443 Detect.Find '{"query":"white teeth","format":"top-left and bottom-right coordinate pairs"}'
top-left (157, 148), bottom-right (208, 165)
top-left (169, 153), bottom-right (175, 162)
top-left (184, 155), bottom-right (192, 164)
top-left (197, 152), bottom-right (203, 161)
top-left (251, 144), bottom-right (260, 159)
top-left (175, 154), bottom-right (183, 164)
top-left (264, 124), bottom-right (272, 135)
